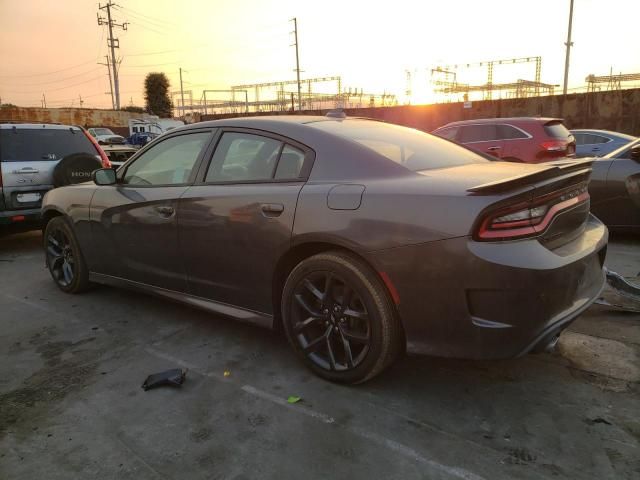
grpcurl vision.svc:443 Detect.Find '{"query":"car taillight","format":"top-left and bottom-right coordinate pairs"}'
top-left (540, 140), bottom-right (568, 152)
top-left (475, 184), bottom-right (590, 241)
top-left (82, 128), bottom-right (112, 168)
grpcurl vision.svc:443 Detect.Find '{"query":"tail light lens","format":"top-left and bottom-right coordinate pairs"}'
top-left (540, 140), bottom-right (569, 152)
top-left (475, 184), bottom-right (590, 241)
top-left (82, 128), bottom-right (112, 168)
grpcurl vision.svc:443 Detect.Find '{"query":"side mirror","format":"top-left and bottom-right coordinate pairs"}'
top-left (630, 145), bottom-right (640, 162)
top-left (93, 168), bottom-right (117, 185)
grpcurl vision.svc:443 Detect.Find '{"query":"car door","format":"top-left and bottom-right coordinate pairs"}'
top-left (457, 124), bottom-right (504, 159)
top-left (598, 146), bottom-right (640, 228)
top-left (89, 129), bottom-right (215, 291)
top-left (179, 129), bottom-right (313, 314)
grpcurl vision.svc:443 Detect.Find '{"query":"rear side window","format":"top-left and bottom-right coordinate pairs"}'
top-left (458, 124), bottom-right (499, 143)
top-left (580, 134), bottom-right (610, 145)
top-left (434, 126), bottom-right (458, 140)
top-left (275, 145), bottom-right (305, 179)
top-left (544, 121), bottom-right (571, 139)
top-left (0, 128), bottom-right (96, 162)
top-left (308, 119), bottom-right (487, 171)
top-left (497, 124), bottom-right (529, 139)
top-left (206, 132), bottom-right (282, 182)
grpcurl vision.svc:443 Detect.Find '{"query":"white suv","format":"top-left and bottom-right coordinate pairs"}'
top-left (0, 123), bottom-right (110, 228)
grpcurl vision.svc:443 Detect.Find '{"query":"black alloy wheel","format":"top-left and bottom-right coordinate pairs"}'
top-left (291, 271), bottom-right (371, 372)
top-left (282, 251), bottom-right (401, 384)
top-left (46, 227), bottom-right (75, 287)
top-left (44, 216), bottom-right (91, 294)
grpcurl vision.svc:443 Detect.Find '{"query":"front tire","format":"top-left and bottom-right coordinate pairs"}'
top-left (281, 251), bottom-right (401, 384)
top-left (44, 216), bottom-right (91, 294)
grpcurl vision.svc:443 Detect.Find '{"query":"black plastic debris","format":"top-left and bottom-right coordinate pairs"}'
top-left (595, 268), bottom-right (640, 313)
top-left (142, 369), bottom-right (187, 391)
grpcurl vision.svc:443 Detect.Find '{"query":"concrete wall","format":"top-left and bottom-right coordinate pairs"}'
top-left (0, 106), bottom-right (141, 135)
top-left (202, 88), bottom-right (640, 135)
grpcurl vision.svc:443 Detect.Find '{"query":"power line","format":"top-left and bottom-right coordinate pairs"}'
top-left (0, 60), bottom-right (97, 78)
top-left (113, 5), bottom-right (173, 28)
top-left (4, 76), bottom-right (104, 95)
top-left (0, 67), bottom-right (103, 87)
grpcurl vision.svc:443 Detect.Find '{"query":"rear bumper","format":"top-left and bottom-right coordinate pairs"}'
top-left (370, 214), bottom-right (608, 359)
top-left (0, 207), bottom-right (42, 224)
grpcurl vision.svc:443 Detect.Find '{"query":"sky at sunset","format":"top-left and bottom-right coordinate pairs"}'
top-left (1, 0), bottom-right (639, 109)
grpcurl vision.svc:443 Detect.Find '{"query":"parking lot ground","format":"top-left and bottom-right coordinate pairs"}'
top-left (1, 230), bottom-right (639, 480)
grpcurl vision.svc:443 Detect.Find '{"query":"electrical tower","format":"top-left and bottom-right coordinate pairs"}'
top-left (97, 2), bottom-right (128, 110)
top-left (290, 18), bottom-right (302, 111)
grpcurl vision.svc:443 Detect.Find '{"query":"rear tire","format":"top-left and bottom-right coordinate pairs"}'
top-left (281, 251), bottom-right (401, 384)
top-left (44, 216), bottom-right (91, 294)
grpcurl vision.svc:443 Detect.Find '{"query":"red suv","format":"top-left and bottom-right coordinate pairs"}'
top-left (432, 117), bottom-right (576, 163)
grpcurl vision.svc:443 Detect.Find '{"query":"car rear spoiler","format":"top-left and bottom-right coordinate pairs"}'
top-left (467, 158), bottom-right (594, 194)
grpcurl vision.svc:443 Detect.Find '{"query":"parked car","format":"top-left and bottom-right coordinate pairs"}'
top-left (127, 131), bottom-right (160, 147)
top-left (41, 115), bottom-right (607, 383)
top-left (0, 123), bottom-right (111, 227)
top-left (101, 144), bottom-right (138, 170)
top-left (571, 129), bottom-right (636, 158)
top-left (589, 138), bottom-right (640, 231)
top-left (88, 127), bottom-right (127, 145)
top-left (432, 117), bottom-right (576, 163)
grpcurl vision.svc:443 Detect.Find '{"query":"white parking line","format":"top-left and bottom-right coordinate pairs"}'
top-left (144, 347), bottom-right (486, 480)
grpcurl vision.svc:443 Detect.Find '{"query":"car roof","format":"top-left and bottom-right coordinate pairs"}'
top-left (0, 122), bottom-right (82, 130)
top-left (569, 129), bottom-right (636, 140)
top-left (437, 117), bottom-right (562, 129)
top-left (168, 115), bottom-right (372, 139)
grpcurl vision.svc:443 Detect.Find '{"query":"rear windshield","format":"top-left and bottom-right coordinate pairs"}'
top-left (544, 121), bottom-right (571, 139)
top-left (308, 119), bottom-right (487, 171)
top-left (94, 128), bottom-right (115, 136)
top-left (0, 128), bottom-right (96, 161)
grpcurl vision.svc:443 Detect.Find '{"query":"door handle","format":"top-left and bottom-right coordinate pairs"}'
top-left (486, 146), bottom-right (501, 151)
top-left (591, 147), bottom-right (600, 151)
top-left (14, 168), bottom-right (39, 174)
top-left (154, 205), bottom-right (175, 217)
top-left (261, 203), bottom-right (284, 217)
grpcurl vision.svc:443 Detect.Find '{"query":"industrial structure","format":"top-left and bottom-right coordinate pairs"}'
top-left (428, 56), bottom-right (557, 102)
top-left (586, 71), bottom-right (640, 93)
top-left (171, 76), bottom-right (397, 116)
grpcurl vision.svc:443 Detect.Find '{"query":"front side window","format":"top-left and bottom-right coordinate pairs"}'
top-left (206, 132), bottom-right (283, 182)
top-left (458, 124), bottom-right (498, 143)
top-left (123, 132), bottom-right (211, 185)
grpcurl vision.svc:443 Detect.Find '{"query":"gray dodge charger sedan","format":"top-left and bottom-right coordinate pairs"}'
top-left (41, 114), bottom-right (608, 383)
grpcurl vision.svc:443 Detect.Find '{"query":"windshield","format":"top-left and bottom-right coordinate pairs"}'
top-left (604, 138), bottom-right (640, 159)
top-left (308, 119), bottom-right (487, 171)
top-left (94, 128), bottom-right (115, 136)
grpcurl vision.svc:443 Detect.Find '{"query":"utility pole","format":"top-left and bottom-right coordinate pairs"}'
top-left (562, 0), bottom-right (575, 96)
top-left (179, 68), bottom-right (185, 117)
top-left (98, 55), bottom-right (115, 110)
top-left (290, 18), bottom-right (302, 111)
top-left (41, 93), bottom-right (47, 108)
top-left (97, 2), bottom-right (127, 110)
top-left (79, 95), bottom-right (84, 108)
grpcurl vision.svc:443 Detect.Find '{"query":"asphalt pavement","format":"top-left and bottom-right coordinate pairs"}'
top-left (1, 230), bottom-right (638, 479)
